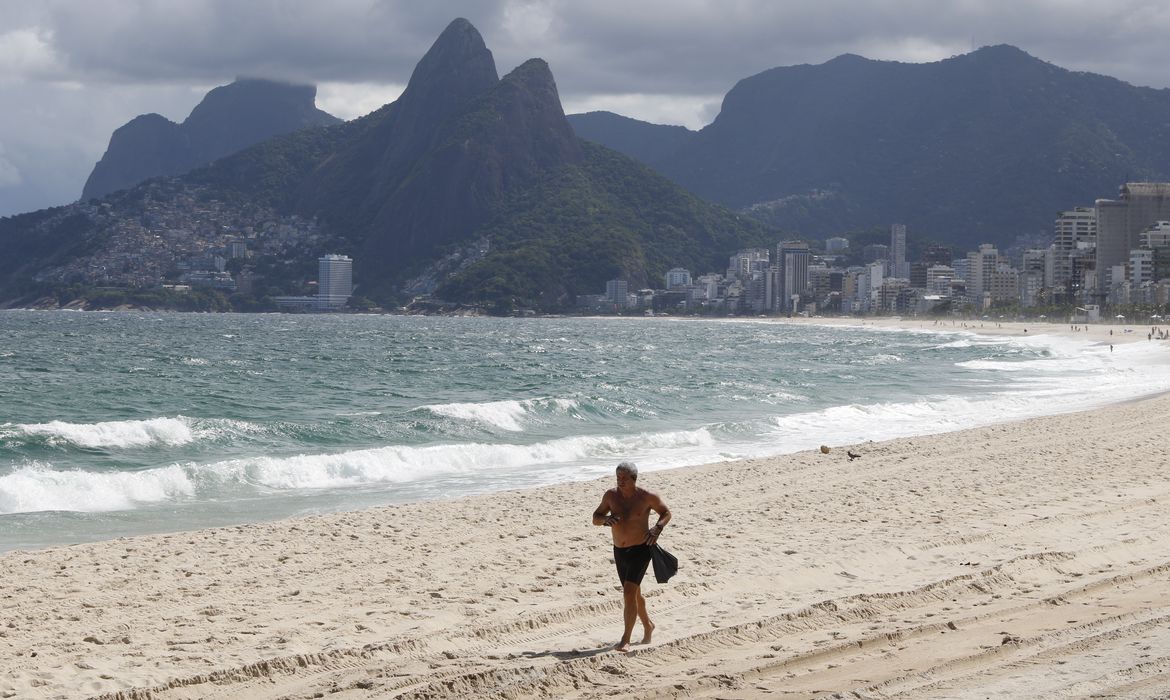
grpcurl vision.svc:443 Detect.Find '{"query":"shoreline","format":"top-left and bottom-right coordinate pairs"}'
top-left (767, 314), bottom-right (1163, 345)
top-left (5, 314), bottom-right (1166, 555)
top-left (4, 323), bottom-right (1170, 697)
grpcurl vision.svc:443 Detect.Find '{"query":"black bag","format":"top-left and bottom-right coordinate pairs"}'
top-left (650, 544), bottom-right (678, 583)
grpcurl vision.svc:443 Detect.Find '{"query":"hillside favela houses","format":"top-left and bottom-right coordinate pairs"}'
top-left (582, 182), bottom-right (1170, 319)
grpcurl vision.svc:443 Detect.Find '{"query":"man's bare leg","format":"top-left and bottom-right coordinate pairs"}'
top-left (637, 590), bottom-right (655, 644)
top-left (616, 582), bottom-right (639, 651)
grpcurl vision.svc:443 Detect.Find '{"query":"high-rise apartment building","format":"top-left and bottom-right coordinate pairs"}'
top-left (926, 265), bottom-right (955, 296)
top-left (665, 267), bottom-right (692, 289)
top-left (1133, 221), bottom-right (1170, 289)
top-left (317, 254), bottom-right (353, 310)
top-left (1095, 183), bottom-right (1170, 295)
top-left (807, 263), bottom-right (832, 306)
top-left (989, 262), bottom-right (1019, 305)
top-left (605, 279), bottom-right (629, 307)
top-left (966, 244), bottom-right (999, 300)
top-left (778, 241), bottom-right (810, 313)
top-left (890, 224), bottom-right (909, 279)
top-left (1130, 249), bottom-right (1155, 286)
top-left (727, 249), bottom-right (771, 280)
top-left (1021, 248), bottom-right (1052, 287)
top-left (1053, 207), bottom-right (1096, 299)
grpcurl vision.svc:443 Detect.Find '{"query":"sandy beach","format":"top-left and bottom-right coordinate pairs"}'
top-left (4, 321), bottom-right (1170, 699)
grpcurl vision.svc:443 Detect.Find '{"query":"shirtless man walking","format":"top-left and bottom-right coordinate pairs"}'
top-left (593, 461), bottom-right (672, 652)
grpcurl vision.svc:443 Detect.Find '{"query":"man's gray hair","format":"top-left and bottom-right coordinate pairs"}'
top-left (616, 461), bottom-right (638, 480)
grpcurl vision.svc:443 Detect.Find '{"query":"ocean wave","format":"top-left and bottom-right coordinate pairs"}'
top-left (0, 427), bottom-right (715, 514)
top-left (5, 417), bottom-right (197, 449)
top-left (930, 339), bottom-right (975, 349)
top-left (768, 346), bottom-right (1170, 449)
top-left (0, 462), bottom-right (194, 514)
top-left (418, 397), bottom-right (579, 431)
top-left (0, 416), bottom-right (268, 450)
top-left (206, 426), bottom-right (714, 490)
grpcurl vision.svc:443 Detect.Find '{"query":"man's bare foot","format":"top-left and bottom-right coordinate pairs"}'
top-left (640, 621), bottom-right (655, 644)
top-left (614, 640), bottom-right (632, 652)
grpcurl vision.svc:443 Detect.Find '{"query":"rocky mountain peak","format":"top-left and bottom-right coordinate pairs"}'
top-left (395, 18), bottom-right (500, 130)
top-left (82, 77), bottom-right (339, 201)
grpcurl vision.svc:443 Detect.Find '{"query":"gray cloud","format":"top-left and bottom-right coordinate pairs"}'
top-left (3, 0), bottom-right (1170, 217)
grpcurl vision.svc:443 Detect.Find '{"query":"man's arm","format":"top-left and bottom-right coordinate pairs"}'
top-left (592, 491), bottom-right (618, 527)
top-left (644, 493), bottom-right (672, 544)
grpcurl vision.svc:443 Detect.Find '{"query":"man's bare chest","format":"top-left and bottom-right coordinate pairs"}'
top-left (610, 495), bottom-right (649, 522)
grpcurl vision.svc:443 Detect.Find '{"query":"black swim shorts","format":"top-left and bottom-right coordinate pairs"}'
top-left (613, 543), bottom-right (653, 585)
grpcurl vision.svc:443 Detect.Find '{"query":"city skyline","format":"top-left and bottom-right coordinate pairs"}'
top-left (589, 182), bottom-right (1170, 317)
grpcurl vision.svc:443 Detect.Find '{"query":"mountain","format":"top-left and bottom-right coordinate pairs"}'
top-left (3, 19), bottom-right (774, 311)
top-left (81, 78), bottom-right (341, 200)
top-left (567, 111), bottom-right (695, 166)
top-left (587, 46), bottom-right (1170, 249)
top-left (287, 20), bottom-right (586, 279)
top-left (436, 139), bottom-right (770, 309)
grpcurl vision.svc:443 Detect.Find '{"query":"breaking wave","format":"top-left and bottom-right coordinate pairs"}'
top-left (419, 398), bottom-right (580, 431)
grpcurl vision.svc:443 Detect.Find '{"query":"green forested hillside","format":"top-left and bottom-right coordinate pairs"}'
top-left (438, 142), bottom-right (773, 310)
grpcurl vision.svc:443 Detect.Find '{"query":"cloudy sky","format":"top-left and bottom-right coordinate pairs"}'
top-left (3, 0), bottom-right (1169, 218)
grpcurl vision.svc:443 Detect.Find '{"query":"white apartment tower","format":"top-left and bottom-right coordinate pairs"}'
top-left (317, 254), bottom-right (353, 310)
top-left (966, 244), bottom-right (999, 300)
top-left (1053, 207), bottom-right (1096, 298)
top-left (665, 267), bottom-right (692, 289)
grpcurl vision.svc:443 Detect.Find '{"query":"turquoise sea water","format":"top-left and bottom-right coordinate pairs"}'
top-left (2, 310), bottom-right (1168, 551)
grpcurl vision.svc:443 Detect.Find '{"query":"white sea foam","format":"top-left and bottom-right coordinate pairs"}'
top-left (197, 425), bottom-right (714, 491)
top-left (765, 337), bottom-right (1170, 452)
top-left (0, 462), bottom-right (194, 514)
top-left (0, 427), bottom-right (715, 514)
top-left (931, 339), bottom-right (975, 349)
top-left (11, 417), bottom-right (197, 449)
top-left (421, 398), bottom-right (579, 431)
top-left (1, 416), bottom-right (267, 450)
top-left (856, 353), bottom-right (903, 365)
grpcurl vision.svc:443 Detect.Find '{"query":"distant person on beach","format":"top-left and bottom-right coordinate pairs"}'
top-left (593, 461), bottom-right (672, 652)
